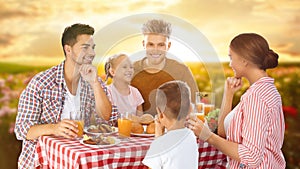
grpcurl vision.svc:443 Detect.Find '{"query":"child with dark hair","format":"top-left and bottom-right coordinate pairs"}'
top-left (143, 80), bottom-right (198, 169)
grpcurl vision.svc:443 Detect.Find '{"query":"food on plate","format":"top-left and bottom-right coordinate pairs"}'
top-left (140, 114), bottom-right (154, 125)
top-left (131, 115), bottom-right (141, 123)
top-left (87, 123), bottom-right (113, 133)
top-left (146, 122), bottom-right (155, 134)
top-left (99, 124), bottom-right (113, 132)
top-left (131, 122), bottom-right (144, 134)
top-left (83, 134), bottom-right (116, 145)
top-left (83, 134), bottom-right (90, 140)
top-left (87, 126), bottom-right (100, 133)
top-left (83, 138), bottom-right (98, 145)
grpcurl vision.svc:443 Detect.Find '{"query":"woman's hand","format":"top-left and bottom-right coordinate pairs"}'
top-left (225, 77), bottom-right (243, 95)
top-left (186, 114), bottom-right (212, 141)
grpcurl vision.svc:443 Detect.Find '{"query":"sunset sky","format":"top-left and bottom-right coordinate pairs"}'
top-left (1, 0), bottom-right (300, 66)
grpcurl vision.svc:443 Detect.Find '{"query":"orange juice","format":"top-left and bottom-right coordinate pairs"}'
top-left (76, 120), bottom-right (84, 137)
top-left (195, 113), bottom-right (205, 122)
top-left (118, 118), bottom-right (132, 137)
top-left (204, 104), bottom-right (214, 116)
top-left (196, 103), bottom-right (204, 113)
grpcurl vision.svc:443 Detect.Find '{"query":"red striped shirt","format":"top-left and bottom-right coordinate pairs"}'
top-left (227, 77), bottom-right (285, 168)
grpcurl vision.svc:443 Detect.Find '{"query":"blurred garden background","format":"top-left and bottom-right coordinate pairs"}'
top-left (1, 0), bottom-right (300, 168)
top-left (0, 61), bottom-right (299, 169)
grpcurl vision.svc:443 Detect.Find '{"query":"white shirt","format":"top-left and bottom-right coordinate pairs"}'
top-left (224, 106), bottom-right (237, 135)
top-left (143, 128), bottom-right (198, 169)
top-left (61, 79), bottom-right (81, 120)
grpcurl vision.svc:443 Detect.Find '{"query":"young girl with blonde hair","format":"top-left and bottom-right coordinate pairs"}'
top-left (105, 54), bottom-right (144, 116)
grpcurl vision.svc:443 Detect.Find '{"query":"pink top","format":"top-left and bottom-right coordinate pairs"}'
top-left (107, 84), bottom-right (144, 115)
top-left (226, 77), bottom-right (285, 168)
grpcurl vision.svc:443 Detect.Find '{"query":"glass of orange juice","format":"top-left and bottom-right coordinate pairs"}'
top-left (70, 111), bottom-right (84, 138)
top-left (191, 104), bottom-right (205, 122)
top-left (199, 92), bottom-right (215, 116)
top-left (118, 112), bottom-right (132, 137)
top-left (204, 104), bottom-right (215, 116)
top-left (195, 92), bottom-right (204, 114)
top-left (195, 113), bottom-right (205, 122)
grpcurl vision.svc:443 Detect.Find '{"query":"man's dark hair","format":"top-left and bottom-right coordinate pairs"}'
top-left (61, 23), bottom-right (94, 56)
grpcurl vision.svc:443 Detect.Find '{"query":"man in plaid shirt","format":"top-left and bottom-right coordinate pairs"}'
top-left (14, 23), bottom-right (118, 169)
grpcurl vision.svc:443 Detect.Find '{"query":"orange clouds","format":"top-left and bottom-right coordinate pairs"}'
top-left (0, 0), bottom-right (299, 65)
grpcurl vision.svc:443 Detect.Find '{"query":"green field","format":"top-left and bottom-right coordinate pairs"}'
top-left (0, 62), bottom-right (51, 74)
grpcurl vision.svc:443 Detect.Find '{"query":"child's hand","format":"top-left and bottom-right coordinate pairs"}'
top-left (154, 115), bottom-right (165, 137)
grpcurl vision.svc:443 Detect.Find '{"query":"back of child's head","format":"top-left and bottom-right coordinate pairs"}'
top-left (156, 80), bottom-right (191, 121)
top-left (104, 53), bottom-right (128, 81)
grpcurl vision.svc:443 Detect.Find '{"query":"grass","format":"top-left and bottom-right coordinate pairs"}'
top-left (0, 62), bottom-right (50, 74)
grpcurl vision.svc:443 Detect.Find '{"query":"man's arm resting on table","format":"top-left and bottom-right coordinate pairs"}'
top-left (26, 120), bottom-right (78, 140)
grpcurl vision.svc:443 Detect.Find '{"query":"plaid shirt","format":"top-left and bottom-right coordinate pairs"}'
top-left (14, 61), bottom-right (118, 169)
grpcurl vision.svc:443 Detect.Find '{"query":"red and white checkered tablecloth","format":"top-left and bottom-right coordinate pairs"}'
top-left (35, 135), bottom-right (152, 169)
top-left (35, 135), bottom-right (227, 169)
top-left (197, 139), bottom-right (227, 168)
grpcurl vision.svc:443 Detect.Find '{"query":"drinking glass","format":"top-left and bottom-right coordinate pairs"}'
top-left (195, 92), bottom-right (204, 114)
top-left (192, 103), bottom-right (205, 122)
top-left (117, 112), bottom-right (132, 137)
top-left (200, 92), bottom-right (215, 116)
top-left (70, 111), bottom-right (84, 138)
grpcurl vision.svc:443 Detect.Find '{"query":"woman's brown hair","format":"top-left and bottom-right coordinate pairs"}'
top-left (230, 33), bottom-right (279, 70)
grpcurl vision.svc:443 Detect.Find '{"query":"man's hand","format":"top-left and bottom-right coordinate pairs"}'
top-left (79, 64), bottom-right (98, 86)
top-left (53, 119), bottom-right (79, 139)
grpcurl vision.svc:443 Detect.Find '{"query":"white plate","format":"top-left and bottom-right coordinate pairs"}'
top-left (131, 132), bottom-right (155, 137)
top-left (84, 127), bottom-right (118, 136)
top-left (80, 137), bottom-right (121, 148)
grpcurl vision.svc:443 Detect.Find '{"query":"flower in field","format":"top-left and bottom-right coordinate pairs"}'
top-left (283, 106), bottom-right (297, 117)
top-left (10, 90), bottom-right (21, 99)
top-left (6, 74), bottom-right (14, 83)
top-left (1, 86), bottom-right (11, 95)
top-left (23, 76), bottom-right (33, 85)
top-left (285, 123), bottom-right (288, 130)
top-left (283, 77), bottom-right (291, 83)
top-left (9, 122), bottom-right (15, 134)
top-left (0, 95), bottom-right (10, 103)
top-left (0, 109), bottom-right (5, 117)
top-left (0, 105), bottom-right (17, 117)
top-left (274, 82), bottom-right (281, 89)
top-left (0, 78), bottom-right (5, 88)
